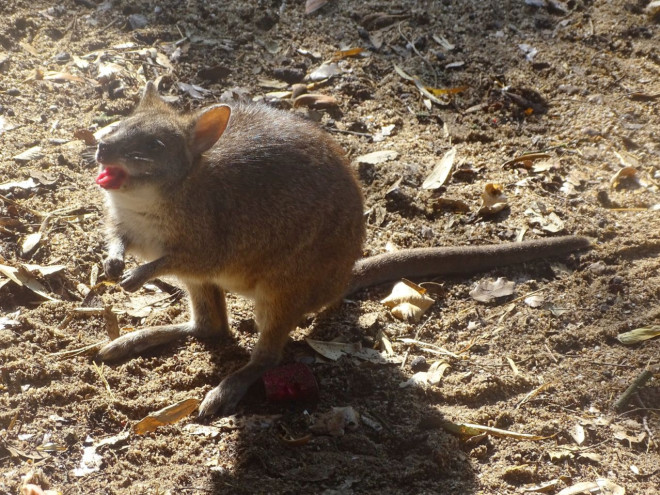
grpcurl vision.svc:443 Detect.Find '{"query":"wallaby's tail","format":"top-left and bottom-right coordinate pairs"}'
top-left (347, 235), bottom-right (591, 294)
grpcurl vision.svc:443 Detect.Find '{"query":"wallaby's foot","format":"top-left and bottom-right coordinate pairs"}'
top-left (97, 323), bottom-right (196, 361)
top-left (198, 361), bottom-right (275, 418)
top-left (99, 283), bottom-right (230, 361)
top-left (198, 305), bottom-right (291, 418)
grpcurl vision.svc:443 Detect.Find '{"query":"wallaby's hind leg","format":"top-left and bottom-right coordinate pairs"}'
top-left (198, 295), bottom-right (297, 418)
top-left (97, 282), bottom-right (229, 361)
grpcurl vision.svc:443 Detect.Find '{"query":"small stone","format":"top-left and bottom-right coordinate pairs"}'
top-left (128, 13), bottom-right (149, 30)
top-left (255, 11), bottom-right (279, 30)
top-left (273, 67), bottom-right (305, 84)
top-left (54, 52), bottom-right (71, 63)
top-left (410, 356), bottom-right (427, 371)
top-left (7, 88), bottom-right (20, 96)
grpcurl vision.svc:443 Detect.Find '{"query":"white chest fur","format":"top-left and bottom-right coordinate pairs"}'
top-left (105, 187), bottom-right (166, 261)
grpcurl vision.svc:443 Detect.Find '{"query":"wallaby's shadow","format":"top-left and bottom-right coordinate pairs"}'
top-left (201, 283), bottom-right (478, 494)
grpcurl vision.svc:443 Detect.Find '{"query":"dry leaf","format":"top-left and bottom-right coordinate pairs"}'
top-left (426, 86), bottom-right (468, 96)
top-left (478, 183), bottom-right (508, 216)
top-left (43, 71), bottom-right (86, 83)
top-left (306, 339), bottom-right (361, 361)
top-left (264, 91), bottom-right (292, 100)
top-left (610, 167), bottom-right (638, 189)
top-left (617, 326), bottom-right (660, 344)
top-left (391, 302), bottom-right (427, 322)
top-left (307, 62), bottom-right (341, 81)
top-left (571, 423), bottom-right (585, 445)
top-left (355, 150), bottom-right (398, 165)
top-left (412, 77), bottom-right (451, 106)
top-left (96, 62), bottom-right (123, 83)
top-left (422, 147), bottom-right (456, 190)
top-left (524, 295), bottom-right (545, 308)
top-left (382, 280), bottom-right (434, 309)
top-left (503, 152), bottom-right (551, 168)
top-left (557, 479), bottom-right (625, 495)
top-left (522, 480), bottom-right (560, 493)
top-left (305, 338), bottom-right (395, 363)
top-left (332, 47), bottom-right (365, 60)
top-left (310, 407), bottom-right (359, 436)
top-left (177, 82), bottom-right (210, 99)
top-left (612, 425), bottom-right (646, 445)
top-left (103, 306), bottom-right (120, 340)
top-left (506, 357), bottom-right (520, 375)
top-left (74, 129), bottom-right (97, 146)
top-left (382, 280), bottom-right (434, 322)
top-left (579, 452), bottom-right (602, 463)
top-left (22, 264), bottom-right (66, 277)
top-left (469, 277), bottom-right (515, 303)
top-left (0, 178), bottom-right (38, 191)
top-left (0, 115), bottom-right (16, 135)
top-left (432, 34), bottom-right (455, 50)
top-left (155, 52), bottom-right (173, 70)
top-left (0, 264), bottom-right (58, 301)
top-left (361, 12), bottom-right (408, 30)
top-left (399, 361), bottom-right (449, 388)
top-left (21, 232), bottom-right (42, 257)
top-left (614, 150), bottom-right (640, 168)
top-left (305, 0), bottom-right (328, 15)
top-left (257, 78), bottom-right (288, 89)
top-left (133, 398), bottom-right (200, 435)
top-left (183, 424), bottom-right (221, 437)
top-left (19, 41), bottom-right (39, 56)
top-left (13, 146), bottom-right (44, 162)
top-left (647, 0), bottom-right (660, 14)
top-left (393, 63), bottom-right (414, 81)
top-left (293, 93), bottom-right (338, 109)
top-left (527, 211), bottom-right (565, 233)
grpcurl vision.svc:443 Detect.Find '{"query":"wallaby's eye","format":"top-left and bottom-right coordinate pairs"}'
top-left (127, 139), bottom-right (164, 161)
top-left (148, 139), bottom-right (166, 152)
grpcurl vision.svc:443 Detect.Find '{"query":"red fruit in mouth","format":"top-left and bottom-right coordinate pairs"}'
top-left (96, 166), bottom-right (127, 189)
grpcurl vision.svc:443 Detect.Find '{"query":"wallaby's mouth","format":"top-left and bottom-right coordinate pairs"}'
top-left (96, 166), bottom-right (127, 190)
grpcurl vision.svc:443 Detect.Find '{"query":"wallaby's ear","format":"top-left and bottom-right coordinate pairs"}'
top-left (137, 81), bottom-right (163, 110)
top-left (191, 105), bottom-right (232, 155)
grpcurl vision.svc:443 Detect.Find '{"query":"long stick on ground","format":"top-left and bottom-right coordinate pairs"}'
top-left (613, 365), bottom-right (658, 411)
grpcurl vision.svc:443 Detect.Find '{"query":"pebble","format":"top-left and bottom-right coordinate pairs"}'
top-left (128, 13), bottom-right (149, 30)
top-left (54, 52), bottom-right (71, 63)
top-left (410, 356), bottom-right (427, 371)
top-left (7, 88), bottom-right (20, 96)
top-left (273, 67), bottom-right (305, 84)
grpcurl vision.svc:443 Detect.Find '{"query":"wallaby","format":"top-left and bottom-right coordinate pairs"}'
top-left (94, 82), bottom-right (590, 417)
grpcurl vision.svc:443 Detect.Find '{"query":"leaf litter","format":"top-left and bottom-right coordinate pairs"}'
top-left (1, 1), bottom-right (659, 494)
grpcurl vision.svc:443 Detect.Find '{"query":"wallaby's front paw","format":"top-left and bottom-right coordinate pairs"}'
top-left (120, 266), bottom-right (149, 292)
top-left (103, 257), bottom-right (125, 280)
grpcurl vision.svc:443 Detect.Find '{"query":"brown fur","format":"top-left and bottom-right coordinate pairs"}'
top-left (95, 83), bottom-right (590, 417)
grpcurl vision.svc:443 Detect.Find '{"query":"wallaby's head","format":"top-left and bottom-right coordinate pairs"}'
top-left (95, 82), bottom-right (231, 192)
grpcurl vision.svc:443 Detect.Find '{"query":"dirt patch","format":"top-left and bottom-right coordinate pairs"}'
top-left (1, 1), bottom-right (659, 494)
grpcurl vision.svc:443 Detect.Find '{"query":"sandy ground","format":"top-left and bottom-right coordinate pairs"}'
top-left (1, 1), bottom-right (659, 493)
